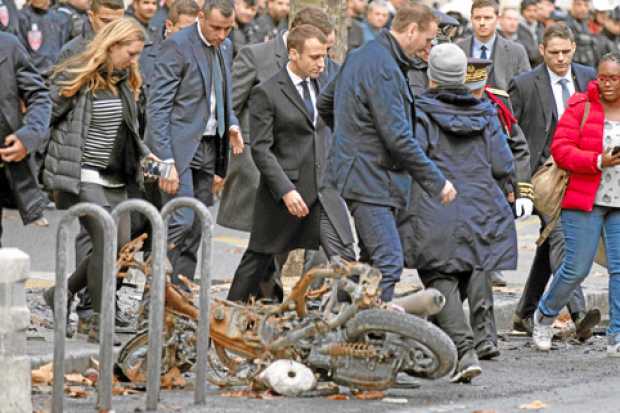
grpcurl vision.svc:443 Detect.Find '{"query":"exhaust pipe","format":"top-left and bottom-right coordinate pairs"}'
top-left (391, 288), bottom-right (446, 317)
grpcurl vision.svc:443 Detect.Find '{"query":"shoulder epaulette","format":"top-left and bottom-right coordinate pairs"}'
top-left (486, 87), bottom-right (509, 97)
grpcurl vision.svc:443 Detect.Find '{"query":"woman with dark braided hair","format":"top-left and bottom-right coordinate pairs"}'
top-left (533, 52), bottom-right (620, 357)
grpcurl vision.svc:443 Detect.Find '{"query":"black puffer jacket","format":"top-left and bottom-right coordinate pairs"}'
top-left (44, 71), bottom-right (149, 195)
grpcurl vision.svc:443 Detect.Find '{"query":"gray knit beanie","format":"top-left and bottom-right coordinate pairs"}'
top-left (427, 43), bottom-right (468, 86)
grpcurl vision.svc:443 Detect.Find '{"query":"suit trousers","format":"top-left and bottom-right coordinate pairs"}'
top-left (56, 183), bottom-right (129, 313)
top-left (162, 138), bottom-right (216, 284)
top-left (227, 206), bottom-right (355, 302)
top-left (419, 270), bottom-right (492, 358)
top-left (515, 213), bottom-right (586, 320)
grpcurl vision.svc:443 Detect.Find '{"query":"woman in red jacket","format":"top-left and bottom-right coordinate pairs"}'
top-left (533, 52), bottom-right (620, 357)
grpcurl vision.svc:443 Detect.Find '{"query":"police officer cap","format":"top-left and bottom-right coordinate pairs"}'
top-left (464, 58), bottom-right (492, 91)
top-left (433, 10), bottom-right (459, 28)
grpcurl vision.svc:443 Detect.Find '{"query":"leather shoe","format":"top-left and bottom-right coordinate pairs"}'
top-left (476, 340), bottom-right (500, 360)
top-left (512, 313), bottom-right (533, 335)
top-left (574, 309), bottom-right (601, 342)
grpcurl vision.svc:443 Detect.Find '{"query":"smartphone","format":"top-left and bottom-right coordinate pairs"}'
top-left (142, 159), bottom-right (172, 179)
top-left (612, 146), bottom-right (620, 156)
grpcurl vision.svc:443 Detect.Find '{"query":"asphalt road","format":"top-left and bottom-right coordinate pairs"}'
top-left (32, 335), bottom-right (620, 412)
top-left (8, 204), bottom-right (618, 411)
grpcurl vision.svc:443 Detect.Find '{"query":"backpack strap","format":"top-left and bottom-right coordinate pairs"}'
top-left (537, 101), bottom-right (592, 245)
top-left (580, 101), bottom-right (591, 131)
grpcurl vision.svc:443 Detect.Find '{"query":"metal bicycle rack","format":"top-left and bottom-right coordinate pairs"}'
top-left (52, 203), bottom-right (117, 413)
top-left (51, 197), bottom-right (214, 411)
top-left (159, 197), bottom-right (214, 408)
top-left (110, 199), bottom-right (166, 412)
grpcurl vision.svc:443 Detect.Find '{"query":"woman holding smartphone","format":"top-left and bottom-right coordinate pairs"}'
top-left (42, 18), bottom-right (159, 343)
top-left (532, 52), bottom-right (620, 357)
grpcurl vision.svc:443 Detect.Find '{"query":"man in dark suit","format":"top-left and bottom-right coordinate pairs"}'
top-left (226, 24), bottom-right (355, 302)
top-left (457, 0), bottom-right (531, 91)
top-left (146, 0), bottom-right (243, 285)
top-left (509, 22), bottom-right (599, 337)
top-left (218, 7), bottom-right (338, 232)
top-left (0, 32), bottom-right (51, 247)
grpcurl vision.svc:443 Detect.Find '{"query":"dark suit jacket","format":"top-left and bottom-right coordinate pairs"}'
top-left (146, 23), bottom-right (238, 177)
top-left (218, 34), bottom-right (338, 231)
top-left (458, 34), bottom-right (531, 91)
top-left (216, 34), bottom-right (288, 231)
top-left (508, 63), bottom-right (596, 173)
top-left (247, 67), bottom-right (353, 254)
top-left (516, 24), bottom-right (542, 67)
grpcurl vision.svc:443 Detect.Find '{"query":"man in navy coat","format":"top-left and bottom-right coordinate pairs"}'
top-left (318, 3), bottom-right (457, 302)
top-left (146, 0), bottom-right (243, 284)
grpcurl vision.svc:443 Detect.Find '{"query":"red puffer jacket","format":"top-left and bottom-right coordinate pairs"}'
top-left (551, 80), bottom-right (605, 212)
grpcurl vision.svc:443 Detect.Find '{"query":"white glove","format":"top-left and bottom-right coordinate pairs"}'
top-left (515, 198), bottom-right (534, 219)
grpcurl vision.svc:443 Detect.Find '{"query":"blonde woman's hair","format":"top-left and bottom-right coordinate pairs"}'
top-left (53, 17), bottom-right (146, 100)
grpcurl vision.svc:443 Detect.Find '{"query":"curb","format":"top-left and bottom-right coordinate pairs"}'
top-left (491, 289), bottom-right (609, 332)
top-left (30, 342), bottom-right (121, 373)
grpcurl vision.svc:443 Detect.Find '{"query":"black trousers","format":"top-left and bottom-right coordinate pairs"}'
top-left (162, 138), bottom-right (216, 284)
top-left (227, 207), bottom-right (355, 303)
top-left (56, 183), bottom-right (129, 313)
top-left (516, 214), bottom-right (586, 320)
top-left (419, 269), bottom-right (494, 358)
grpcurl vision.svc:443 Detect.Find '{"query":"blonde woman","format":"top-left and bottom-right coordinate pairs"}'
top-left (42, 18), bottom-right (158, 343)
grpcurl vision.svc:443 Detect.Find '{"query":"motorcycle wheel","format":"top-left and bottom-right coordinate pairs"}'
top-left (345, 309), bottom-right (457, 380)
top-left (115, 330), bottom-right (176, 383)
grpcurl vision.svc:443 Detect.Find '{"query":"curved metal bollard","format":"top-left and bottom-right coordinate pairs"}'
top-left (110, 199), bottom-right (166, 412)
top-left (159, 197), bottom-right (214, 407)
top-left (52, 203), bottom-right (117, 413)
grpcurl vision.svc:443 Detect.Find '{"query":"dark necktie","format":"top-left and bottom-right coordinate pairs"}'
top-left (480, 45), bottom-right (488, 60)
top-left (211, 47), bottom-right (226, 137)
top-left (559, 78), bottom-right (571, 112)
top-left (300, 80), bottom-right (314, 123)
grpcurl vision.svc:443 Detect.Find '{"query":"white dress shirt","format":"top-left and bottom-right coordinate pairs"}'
top-left (547, 66), bottom-right (575, 118)
top-left (286, 63), bottom-right (317, 125)
top-left (472, 34), bottom-right (496, 60)
top-left (197, 21), bottom-right (219, 136)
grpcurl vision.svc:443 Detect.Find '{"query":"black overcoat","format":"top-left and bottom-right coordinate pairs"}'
top-left (247, 67), bottom-right (353, 254)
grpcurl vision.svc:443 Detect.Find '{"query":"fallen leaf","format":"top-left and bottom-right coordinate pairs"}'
top-left (326, 394), bottom-right (349, 400)
top-left (260, 389), bottom-right (283, 400)
top-left (519, 400), bottom-right (548, 410)
top-left (160, 367), bottom-right (186, 389)
top-left (32, 363), bottom-right (53, 385)
top-left (353, 390), bottom-right (385, 400)
top-left (65, 373), bottom-right (93, 386)
top-left (112, 385), bottom-right (140, 396)
top-left (65, 385), bottom-right (90, 398)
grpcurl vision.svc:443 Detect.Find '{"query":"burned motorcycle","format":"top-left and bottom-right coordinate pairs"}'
top-left (116, 255), bottom-right (457, 393)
